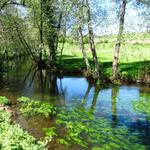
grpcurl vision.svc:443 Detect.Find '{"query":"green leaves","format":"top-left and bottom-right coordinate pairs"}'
top-left (43, 127), bottom-right (57, 141)
top-left (54, 106), bottom-right (146, 149)
top-left (0, 110), bottom-right (47, 150)
top-left (0, 96), bottom-right (10, 106)
top-left (133, 96), bottom-right (150, 115)
top-left (17, 97), bottom-right (56, 117)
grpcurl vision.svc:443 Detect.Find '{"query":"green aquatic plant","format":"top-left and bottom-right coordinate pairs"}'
top-left (43, 127), bottom-right (57, 142)
top-left (53, 106), bottom-right (146, 150)
top-left (133, 96), bottom-right (150, 115)
top-left (17, 97), bottom-right (56, 117)
top-left (0, 96), bottom-right (10, 106)
top-left (0, 110), bottom-right (47, 150)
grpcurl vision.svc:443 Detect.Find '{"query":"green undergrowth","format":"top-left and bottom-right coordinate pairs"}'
top-left (17, 97), bottom-right (56, 117)
top-left (0, 96), bottom-right (47, 150)
top-left (0, 110), bottom-right (47, 150)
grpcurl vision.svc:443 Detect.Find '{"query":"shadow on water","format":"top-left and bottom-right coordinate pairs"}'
top-left (0, 59), bottom-right (150, 149)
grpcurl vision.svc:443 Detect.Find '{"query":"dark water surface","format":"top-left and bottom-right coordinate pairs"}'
top-left (0, 61), bottom-right (150, 149)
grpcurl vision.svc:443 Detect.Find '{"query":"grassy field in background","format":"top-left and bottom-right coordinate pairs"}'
top-left (58, 32), bottom-right (150, 82)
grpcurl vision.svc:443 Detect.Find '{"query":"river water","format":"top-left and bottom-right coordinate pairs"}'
top-left (0, 61), bottom-right (150, 149)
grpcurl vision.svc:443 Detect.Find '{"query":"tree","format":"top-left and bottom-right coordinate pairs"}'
top-left (75, 0), bottom-right (91, 72)
top-left (85, 0), bottom-right (100, 79)
top-left (112, 0), bottom-right (127, 81)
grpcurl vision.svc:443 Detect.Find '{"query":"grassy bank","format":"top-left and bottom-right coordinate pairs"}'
top-left (57, 32), bottom-right (150, 84)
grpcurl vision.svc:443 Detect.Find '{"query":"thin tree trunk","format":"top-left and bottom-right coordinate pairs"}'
top-left (56, 12), bottom-right (63, 52)
top-left (14, 21), bottom-right (37, 62)
top-left (112, 0), bottom-right (126, 80)
top-left (39, 0), bottom-right (43, 62)
top-left (59, 28), bottom-right (66, 66)
top-left (86, 0), bottom-right (100, 79)
top-left (78, 26), bottom-right (91, 71)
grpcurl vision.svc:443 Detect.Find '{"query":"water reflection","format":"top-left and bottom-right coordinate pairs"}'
top-left (0, 61), bottom-right (150, 148)
top-left (111, 87), bottom-right (119, 127)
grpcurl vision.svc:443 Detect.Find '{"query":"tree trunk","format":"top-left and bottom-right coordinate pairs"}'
top-left (39, 0), bottom-right (43, 63)
top-left (78, 26), bottom-right (91, 71)
top-left (112, 0), bottom-right (126, 81)
top-left (43, 0), bottom-right (57, 68)
top-left (85, 0), bottom-right (100, 79)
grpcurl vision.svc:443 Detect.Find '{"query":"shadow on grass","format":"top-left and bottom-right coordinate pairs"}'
top-left (57, 55), bottom-right (150, 79)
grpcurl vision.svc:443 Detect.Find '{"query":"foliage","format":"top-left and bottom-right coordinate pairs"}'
top-left (43, 127), bottom-right (57, 141)
top-left (139, 62), bottom-right (150, 84)
top-left (0, 110), bottom-right (47, 150)
top-left (48, 106), bottom-right (146, 149)
top-left (133, 96), bottom-right (150, 115)
top-left (17, 97), bottom-right (56, 117)
top-left (0, 96), bottom-right (10, 106)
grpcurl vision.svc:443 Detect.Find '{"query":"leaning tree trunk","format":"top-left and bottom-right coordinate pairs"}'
top-left (112, 0), bottom-right (126, 81)
top-left (78, 26), bottom-right (91, 71)
top-left (85, 0), bottom-right (100, 79)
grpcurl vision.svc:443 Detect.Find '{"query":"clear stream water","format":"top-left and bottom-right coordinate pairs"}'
top-left (0, 61), bottom-right (150, 149)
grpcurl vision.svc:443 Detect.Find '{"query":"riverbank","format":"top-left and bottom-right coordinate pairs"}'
top-left (0, 96), bottom-right (47, 150)
top-left (56, 33), bottom-right (150, 85)
top-left (57, 60), bottom-right (150, 85)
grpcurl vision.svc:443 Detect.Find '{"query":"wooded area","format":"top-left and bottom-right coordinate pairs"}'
top-left (0, 0), bottom-right (149, 83)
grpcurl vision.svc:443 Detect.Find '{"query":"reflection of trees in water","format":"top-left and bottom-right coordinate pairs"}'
top-left (23, 65), bottom-right (59, 97)
top-left (81, 83), bottom-right (92, 106)
top-left (81, 83), bottom-right (101, 114)
top-left (89, 86), bottom-right (100, 114)
top-left (132, 96), bottom-right (150, 142)
top-left (111, 87), bottom-right (119, 127)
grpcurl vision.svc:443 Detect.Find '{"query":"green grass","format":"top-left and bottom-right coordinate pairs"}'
top-left (57, 32), bottom-right (150, 83)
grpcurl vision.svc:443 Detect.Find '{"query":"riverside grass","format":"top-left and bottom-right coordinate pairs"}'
top-left (57, 33), bottom-right (150, 83)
